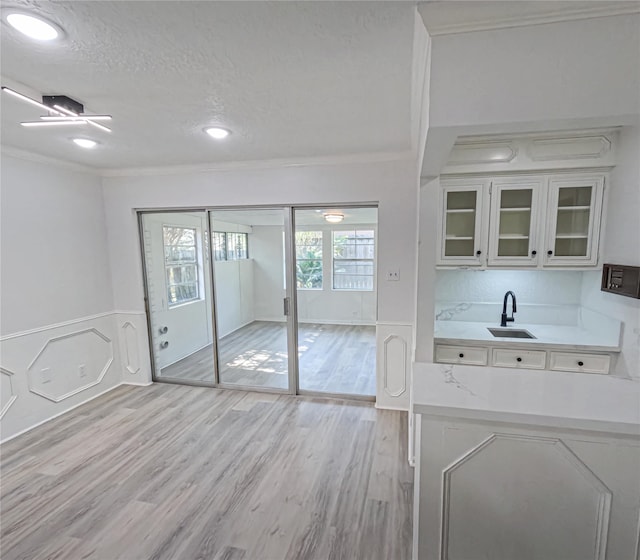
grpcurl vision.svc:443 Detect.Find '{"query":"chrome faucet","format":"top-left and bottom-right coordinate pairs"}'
top-left (501, 291), bottom-right (517, 327)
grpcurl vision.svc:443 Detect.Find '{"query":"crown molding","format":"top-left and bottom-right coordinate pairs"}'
top-left (1, 145), bottom-right (98, 175)
top-left (98, 149), bottom-right (415, 178)
top-left (426, 4), bottom-right (640, 37)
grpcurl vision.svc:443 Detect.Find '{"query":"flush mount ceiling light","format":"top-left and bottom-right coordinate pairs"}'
top-left (205, 127), bottom-right (231, 140)
top-left (1, 87), bottom-right (112, 132)
top-left (5, 12), bottom-right (62, 41)
top-left (324, 213), bottom-right (345, 224)
top-left (72, 138), bottom-right (97, 149)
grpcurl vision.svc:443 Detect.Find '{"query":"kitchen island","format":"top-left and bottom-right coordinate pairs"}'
top-left (411, 362), bottom-right (640, 560)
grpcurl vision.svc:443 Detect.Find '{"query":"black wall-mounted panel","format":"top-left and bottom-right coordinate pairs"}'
top-left (601, 264), bottom-right (640, 299)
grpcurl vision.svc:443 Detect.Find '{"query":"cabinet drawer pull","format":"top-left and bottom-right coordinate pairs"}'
top-left (459, 353), bottom-right (464, 358)
top-left (516, 357), bottom-right (522, 362)
top-left (578, 360), bottom-right (584, 366)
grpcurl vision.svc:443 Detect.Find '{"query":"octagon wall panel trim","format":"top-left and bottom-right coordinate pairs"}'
top-left (27, 328), bottom-right (114, 403)
top-left (440, 433), bottom-right (612, 560)
top-left (0, 367), bottom-right (18, 419)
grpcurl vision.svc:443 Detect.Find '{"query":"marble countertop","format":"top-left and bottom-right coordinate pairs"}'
top-left (412, 362), bottom-right (640, 436)
top-left (435, 320), bottom-right (621, 352)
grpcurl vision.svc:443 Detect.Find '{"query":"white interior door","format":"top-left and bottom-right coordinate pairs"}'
top-left (140, 211), bottom-right (214, 383)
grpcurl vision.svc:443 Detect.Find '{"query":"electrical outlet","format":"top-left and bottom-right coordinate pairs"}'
top-left (78, 364), bottom-right (87, 378)
top-left (41, 367), bottom-right (52, 384)
top-left (386, 269), bottom-right (400, 281)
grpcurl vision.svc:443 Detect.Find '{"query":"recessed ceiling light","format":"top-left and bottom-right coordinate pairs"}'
top-left (72, 138), bottom-right (97, 149)
top-left (324, 213), bottom-right (345, 224)
top-left (205, 127), bottom-right (231, 140)
top-left (5, 12), bottom-right (61, 41)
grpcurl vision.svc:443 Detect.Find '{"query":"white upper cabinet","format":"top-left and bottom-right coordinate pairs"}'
top-left (487, 178), bottom-right (543, 267)
top-left (437, 180), bottom-right (489, 267)
top-left (544, 174), bottom-right (605, 266)
top-left (438, 173), bottom-right (606, 269)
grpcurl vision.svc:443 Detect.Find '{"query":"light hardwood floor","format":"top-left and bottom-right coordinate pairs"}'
top-left (161, 322), bottom-right (376, 396)
top-left (0, 384), bottom-right (413, 560)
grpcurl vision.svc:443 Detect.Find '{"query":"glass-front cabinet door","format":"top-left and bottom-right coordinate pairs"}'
top-left (488, 179), bottom-right (541, 266)
top-left (438, 180), bottom-right (489, 266)
top-left (544, 175), bottom-right (604, 266)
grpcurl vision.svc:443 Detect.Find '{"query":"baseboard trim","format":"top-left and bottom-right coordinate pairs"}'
top-left (375, 402), bottom-right (409, 412)
top-left (122, 381), bottom-right (154, 387)
top-left (0, 381), bottom-right (128, 445)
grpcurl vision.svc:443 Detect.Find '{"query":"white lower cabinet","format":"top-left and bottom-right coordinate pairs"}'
top-left (492, 348), bottom-right (546, 369)
top-left (435, 344), bottom-right (488, 366)
top-left (414, 415), bottom-right (640, 560)
top-left (549, 351), bottom-right (611, 374)
top-left (435, 343), bottom-right (612, 374)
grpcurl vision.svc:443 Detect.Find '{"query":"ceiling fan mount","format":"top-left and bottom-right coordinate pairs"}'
top-left (42, 95), bottom-right (84, 115)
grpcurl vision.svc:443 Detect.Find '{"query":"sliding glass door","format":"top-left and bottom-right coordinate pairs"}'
top-left (139, 205), bottom-right (376, 400)
top-left (140, 211), bottom-right (215, 385)
top-left (294, 207), bottom-right (377, 397)
top-left (210, 208), bottom-right (294, 391)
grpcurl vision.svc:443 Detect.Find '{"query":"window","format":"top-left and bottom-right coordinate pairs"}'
top-left (212, 232), bottom-right (248, 261)
top-left (212, 232), bottom-right (227, 261)
top-left (333, 229), bottom-right (375, 290)
top-left (163, 226), bottom-right (199, 306)
top-left (295, 231), bottom-right (323, 289)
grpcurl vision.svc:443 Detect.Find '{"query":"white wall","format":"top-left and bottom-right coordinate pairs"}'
top-left (215, 259), bottom-right (255, 337)
top-left (0, 153), bottom-right (132, 441)
top-left (580, 125), bottom-right (640, 379)
top-left (102, 158), bottom-right (417, 322)
top-left (1, 155), bottom-right (113, 333)
top-left (429, 15), bottom-right (640, 130)
top-left (251, 225), bottom-right (287, 322)
top-left (102, 158), bottom-right (418, 408)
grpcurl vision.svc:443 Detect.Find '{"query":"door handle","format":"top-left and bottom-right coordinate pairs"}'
top-left (283, 297), bottom-right (290, 316)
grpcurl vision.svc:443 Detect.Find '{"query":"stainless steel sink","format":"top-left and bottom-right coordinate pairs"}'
top-left (488, 328), bottom-right (536, 339)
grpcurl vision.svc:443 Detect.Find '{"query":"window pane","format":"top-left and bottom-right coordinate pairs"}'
top-left (296, 231), bottom-right (322, 288)
top-left (163, 226), bottom-right (199, 305)
top-left (212, 232), bottom-right (226, 261)
top-left (332, 229), bottom-right (375, 291)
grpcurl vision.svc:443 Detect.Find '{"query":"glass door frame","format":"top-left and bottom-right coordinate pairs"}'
top-left (138, 203), bottom-right (377, 402)
top-left (292, 205), bottom-right (378, 402)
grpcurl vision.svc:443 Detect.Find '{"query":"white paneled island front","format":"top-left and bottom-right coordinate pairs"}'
top-left (411, 362), bottom-right (640, 560)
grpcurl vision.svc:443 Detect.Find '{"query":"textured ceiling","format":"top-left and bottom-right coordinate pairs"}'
top-left (1, 1), bottom-right (415, 170)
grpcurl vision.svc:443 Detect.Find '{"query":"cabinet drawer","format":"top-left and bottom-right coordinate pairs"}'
top-left (435, 345), bottom-right (487, 366)
top-left (549, 352), bottom-right (610, 374)
top-left (492, 348), bottom-right (546, 369)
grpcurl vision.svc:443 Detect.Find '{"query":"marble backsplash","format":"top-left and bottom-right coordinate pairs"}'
top-left (435, 302), bottom-right (580, 326)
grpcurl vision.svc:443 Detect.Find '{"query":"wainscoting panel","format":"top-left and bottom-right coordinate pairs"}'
top-left (115, 312), bottom-right (151, 383)
top-left (376, 322), bottom-right (413, 410)
top-left (415, 417), bottom-right (640, 560)
top-left (0, 311), bottom-right (151, 442)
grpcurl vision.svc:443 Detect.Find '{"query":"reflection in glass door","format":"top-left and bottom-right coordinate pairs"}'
top-left (294, 207), bottom-right (377, 398)
top-left (140, 211), bottom-right (215, 384)
top-left (211, 209), bottom-right (292, 391)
